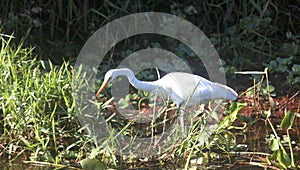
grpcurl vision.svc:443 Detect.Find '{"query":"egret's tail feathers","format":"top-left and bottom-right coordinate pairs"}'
top-left (213, 83), bottom-right (238, 101)
top-left (225, 87), bottom-right (238, 100)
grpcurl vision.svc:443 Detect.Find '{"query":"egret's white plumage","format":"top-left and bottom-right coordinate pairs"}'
top-left (96, 68), bottom-right (238, 106)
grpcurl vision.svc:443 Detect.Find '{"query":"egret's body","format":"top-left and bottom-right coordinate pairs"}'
top-left (96, 68), bottom-right (238, 106)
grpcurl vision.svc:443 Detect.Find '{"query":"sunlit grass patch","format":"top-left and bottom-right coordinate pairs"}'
top-left (0, 32), bottom-right (79, 163)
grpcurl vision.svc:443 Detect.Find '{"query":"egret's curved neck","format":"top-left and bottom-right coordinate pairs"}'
top-left (122, 70), bottom-right (157, 92)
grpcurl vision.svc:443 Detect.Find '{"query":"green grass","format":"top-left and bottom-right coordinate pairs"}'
top-left (0, 32), bottom-right (80, 163)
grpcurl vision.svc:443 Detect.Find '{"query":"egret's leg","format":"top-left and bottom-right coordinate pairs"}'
top-left (176, 104), bottom-right (187, 137)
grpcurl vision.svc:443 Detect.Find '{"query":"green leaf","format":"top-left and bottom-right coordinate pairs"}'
top-left (292, 64), bottom-right (300, 73)
top-left (266, 60), bottom-right (278, 72)
top-left (269, 134), bottom-right (292, 169)
top-left (268, 135), bottom-right (279, 151)
top-left (273, 147), bottom-right (291, 169)
top-left (292, 77), bottom-right (300, 84)
top-left (81, 158), bottom-right (106, 170)
top-left (217, 102), bottom-right (246, 132)
top-left (280, 111), bottom-right (296, 130)
top-left (241, 16), bottom-right (260, 30)
top-left (117, 98), bottom-right (130, 109)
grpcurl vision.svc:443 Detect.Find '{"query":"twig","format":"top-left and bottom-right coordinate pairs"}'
top-left (275, 91), bottom-right (299, 109)
top-left (23, 160), bottom-right (80, 169)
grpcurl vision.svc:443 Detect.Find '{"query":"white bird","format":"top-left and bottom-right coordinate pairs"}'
top-left (96, 68), bottom-right (238, 106)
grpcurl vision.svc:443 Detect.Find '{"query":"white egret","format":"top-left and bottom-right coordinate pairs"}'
top-left (96, 68), bottom-right (238, 106)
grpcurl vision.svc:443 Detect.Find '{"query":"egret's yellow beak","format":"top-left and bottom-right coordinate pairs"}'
top-left (95, 80), bottom-right (109, 98)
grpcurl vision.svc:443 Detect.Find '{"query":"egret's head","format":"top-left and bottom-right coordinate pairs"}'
top-left (95, 68), bottom-right (134, 98)
top-left (103, 69), bottom-right (116, 83)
